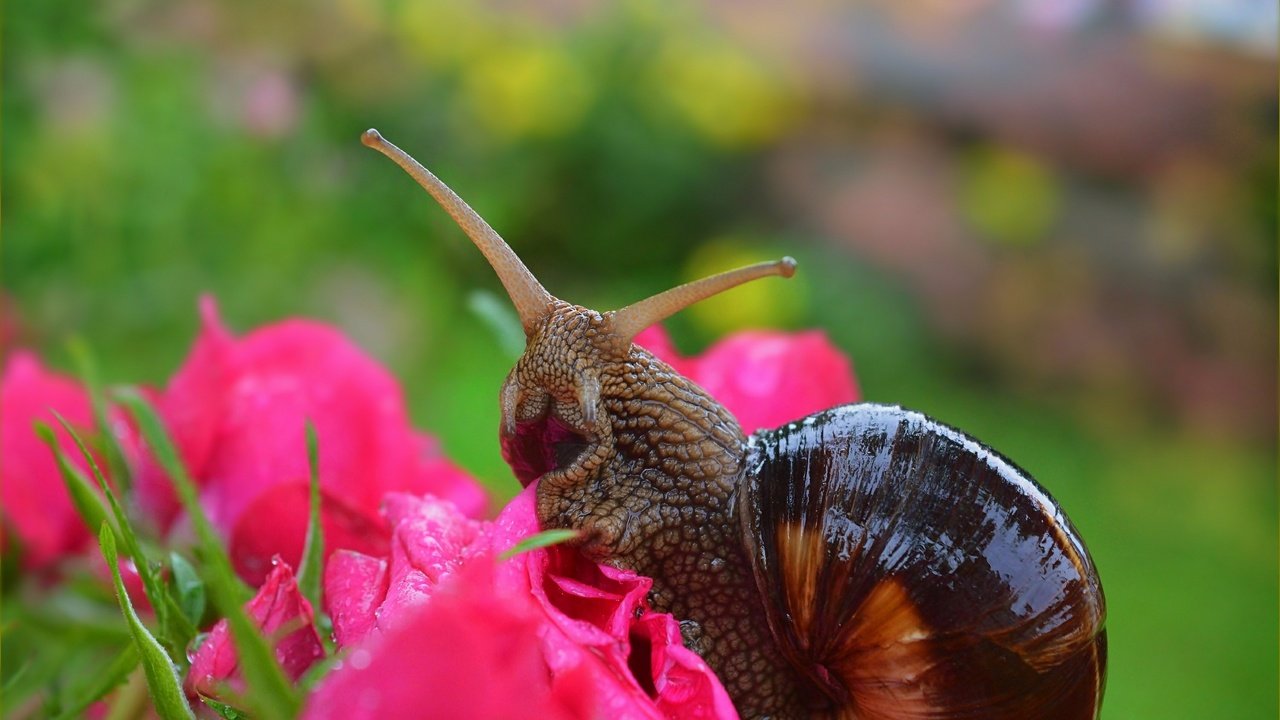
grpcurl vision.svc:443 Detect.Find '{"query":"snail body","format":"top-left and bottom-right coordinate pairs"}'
top-left (362, 130), bottom-right (1107, 719)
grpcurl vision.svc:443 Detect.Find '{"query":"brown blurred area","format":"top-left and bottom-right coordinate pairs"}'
top-left (704, 1), bottom-right (1277, 444)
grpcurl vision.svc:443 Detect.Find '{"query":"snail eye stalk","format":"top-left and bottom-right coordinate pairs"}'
top-left (608, 257), bottom-right (797, 344)
top-left (361, 129), bottom-right (555, 336)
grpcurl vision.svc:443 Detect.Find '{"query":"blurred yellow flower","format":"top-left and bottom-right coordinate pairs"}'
top-left (682, 238), bottom-right (808, 335)
top-left (396, 0), bottom-right (494, 69)
top-left (651, 37), bottom-right (796, 148)
top-left (462, 41), bottom-right (594, 141)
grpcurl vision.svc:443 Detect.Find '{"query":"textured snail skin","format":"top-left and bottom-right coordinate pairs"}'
top-left (499, 303), bottom-right (1107, 719)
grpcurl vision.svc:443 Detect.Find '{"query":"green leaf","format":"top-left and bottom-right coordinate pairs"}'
top-left (51, 646), bottom-right (140, 720)
top-left (117, 388), bottom-right (301, 720)
top-left (296, 421), bottom-right (334, 655)
top-left (1, 658), bottom-right (33, 698)
top-left (467, 289), bottom-right (525, 361)
top-left (158, 581), bottom-right (200, 661)
top-left (499, 528), bottom-right (581, 559)
top-left (51, 412), bottom-right (146, 569)
top-left (200, 695), bottom-right (252, 720)
top-left (98, 525), bottom-right (195, 720)
top-left (296, 421), bottom-right (324, 617)
top-left (35, 421), bottom-right (112, 544)
top-left (68, 337), bottom-right (132, 495)
top-left (170, 552), bottom-right (207, 627)
top-left (51, 411), bottom-right (188, 663)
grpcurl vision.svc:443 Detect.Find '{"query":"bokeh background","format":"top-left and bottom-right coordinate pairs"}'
top-left (3, 0), bottom-right (1276, 716)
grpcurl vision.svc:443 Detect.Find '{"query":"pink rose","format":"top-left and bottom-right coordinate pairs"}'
top-left (0, 351), bottom-right (137, 569)
top-left (135, 298), bottom-right (487, 585)
top-left (634, 326), bottom-right (859, 433)
top-left (306, 561), bottom-right (593, 720)
top-left (315, 488), bottom-right (737, 719)
top-left (186, 560), bottom-right (324, 699)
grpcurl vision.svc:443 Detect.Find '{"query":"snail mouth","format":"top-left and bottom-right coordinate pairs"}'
top-left (501, 412), bottom-right (593, 487)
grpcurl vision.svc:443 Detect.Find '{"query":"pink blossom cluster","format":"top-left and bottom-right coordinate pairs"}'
top-left (1, 300), bottom-right (857, 718)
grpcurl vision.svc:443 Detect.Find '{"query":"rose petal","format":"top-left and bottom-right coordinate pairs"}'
top-left (636, 611), bottom-right (738, 719)
top-left (304, 562), bottom-right (591, 720)
top-left (0, 351), bottom-right (137, 569)
top-left (321, 494), bottom-right (487, 644)
top-left (323, 550), bottom-right (389, 648)
top-left (496, 486), bottom-right (738, 719)
top-left (186, 560), bottom-right (324, 698)
top-left (382, 492), bottom-right (482, 585)
top-left (230, 483), bottom-right (390, 586)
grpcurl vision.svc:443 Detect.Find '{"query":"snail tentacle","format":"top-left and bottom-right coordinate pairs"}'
top-left (362, 129), bottom-right (554, 336)
top-left (608, 257), bottom-right (797, 345)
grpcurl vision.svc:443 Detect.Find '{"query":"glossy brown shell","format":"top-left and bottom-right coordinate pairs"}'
top-left (741, 404), bottom-right (1107, 719)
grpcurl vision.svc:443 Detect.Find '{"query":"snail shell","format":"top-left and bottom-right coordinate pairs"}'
top-left (742, 404), bottom-right (1107, 718)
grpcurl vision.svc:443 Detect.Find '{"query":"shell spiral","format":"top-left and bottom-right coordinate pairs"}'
top-left (741, 404), bottom-right (1107, 719)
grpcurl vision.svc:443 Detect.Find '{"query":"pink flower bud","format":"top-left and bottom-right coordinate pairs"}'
top-left (186, 560), bottom-right (324, 699)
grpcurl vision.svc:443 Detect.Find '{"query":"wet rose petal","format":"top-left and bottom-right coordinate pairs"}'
top-left (305, 562), bottom-right (592, 720)
top-left (324, 493), bottom-right (484, 645)
top-left (375, 493), bottom-right (486, 637)
top-left (186, 561), bottom-right (324, 698)
top-left (634, 325), bottom-right (859, 433)
top-left (494, 488), bottom-right (736, 719)
top-left (636, 611), bottom-right (738, 719)
top-left (323, 550), bottom-right (389, 648)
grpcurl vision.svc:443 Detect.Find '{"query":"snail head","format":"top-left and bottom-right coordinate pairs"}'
top-left (361, 129), bottom-right (795, 492)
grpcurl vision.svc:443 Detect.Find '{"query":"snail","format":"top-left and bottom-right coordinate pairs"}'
top-left (361, 129), bottom-right (1107, 719)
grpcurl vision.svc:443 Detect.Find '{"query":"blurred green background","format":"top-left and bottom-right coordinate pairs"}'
top-left (3, 1), bottom-right (1276, 717)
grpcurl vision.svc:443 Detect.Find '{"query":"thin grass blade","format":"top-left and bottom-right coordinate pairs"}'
top-left (35, 421), bottom-right (112, 544)
top-left (499, 528), bottom-right (581, 559)
top-left (68, 338), bottom-right (132, 494)
top-left (467, 289), bottom-right (526, 360)
top-left (296, 421), bottom-right (324, 615)
top-left (200, 696), bottom-right (252, 720)
top-left (51, 411), bottom-right (189, 661)
top-left (98, 525), bottom-right (195, 720)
